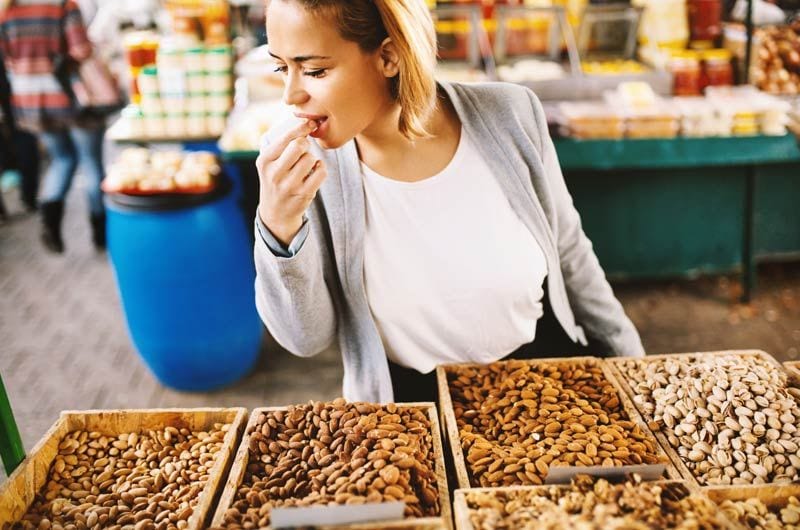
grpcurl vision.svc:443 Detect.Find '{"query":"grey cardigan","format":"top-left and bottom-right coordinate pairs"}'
top-left (254, 80), bottom-right (645, 403)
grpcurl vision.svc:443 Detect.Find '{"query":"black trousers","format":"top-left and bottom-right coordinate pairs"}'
top-left (388, 281), bottom-right (608, 403)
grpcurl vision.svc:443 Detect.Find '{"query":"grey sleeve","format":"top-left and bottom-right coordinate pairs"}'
top-left (528, 91), bottom-right (645, 358)
top-left (253, 215), bottom-right (338, 357)
top-left (252, 130), bottom-right (337, 357)
top-left (256, 215), bottom-right (310, 257)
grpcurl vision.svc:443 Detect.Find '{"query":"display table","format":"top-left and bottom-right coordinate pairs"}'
top-left (557, 135), bottom-right (800, 302)
top-left (221, 134), bottom-right (800, 301)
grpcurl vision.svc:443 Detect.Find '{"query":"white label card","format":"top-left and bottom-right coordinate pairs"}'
top-left (544, 463), bottom-right (666, 485)
top-left (270, 501), bottom-right (406, 528)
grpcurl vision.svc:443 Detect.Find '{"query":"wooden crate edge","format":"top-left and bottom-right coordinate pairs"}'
top-left (212, 403), bottom-right (450, 529)
top-left (436, 366), bottom-right (472, 490)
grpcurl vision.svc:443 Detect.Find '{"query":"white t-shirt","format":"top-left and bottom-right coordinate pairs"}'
top-left (361, 130), bottom-right (548, 373)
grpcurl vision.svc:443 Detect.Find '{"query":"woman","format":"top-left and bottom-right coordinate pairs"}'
top-left (255, 0), bottom-right (645, 403)
top-left (0, 0), bottom-right (107, 252)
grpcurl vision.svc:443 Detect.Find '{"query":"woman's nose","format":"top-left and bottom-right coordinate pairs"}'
top-left (283, 74), bottom-right (309, 106)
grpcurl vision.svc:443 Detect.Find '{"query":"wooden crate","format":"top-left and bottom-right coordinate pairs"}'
top-left (211, 403), bottom-right (452, 530)
top-left (436, 356), bottom-right (680, 490)
top-left (0, 408), bottom-right (247, 529)
top-left (704, 483), bottom-right (800, 527)
top-left (452, 480), bottom-right (720, 530)
top-left (607, 349), bottom-right (792, 491)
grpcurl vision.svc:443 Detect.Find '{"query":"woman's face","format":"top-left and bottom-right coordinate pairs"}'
top-left (266, 0), bottom-right (396, 149)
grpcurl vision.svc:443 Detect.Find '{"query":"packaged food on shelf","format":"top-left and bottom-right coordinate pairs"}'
top-left (184, 46), bottom-right (206, 72)
top-left (497, 59), bottom-right (566, 84)
top-left (207, 113), bottom-right (227, 137)
top-left (706, 85), bottom-right (791, 136)
top-left (186, 71), bottom-right (206, 93)
top-left (205, 44), bottom-right (233, 71)
top-left (206, 73), bottom-right (233, 92)
top-left (103, 149), bottom-right (221, 195)
top-left (187, 113), bottom-right (209, 137)
top-left (137, 66), bottom-right (160, 95)
top-left (559, 101), bottom-right (626, 139)
top-left (218, 100), bottom-right (291, 152)
top-left (669, 50), bottom-right (702, 96)
top-left (581, 59), bottom-right (648, 75)
top-left (206, 93), bottom-right (232, 114)
top-left (634, 0), bottom-right (689, 50)
top-left (701, 48), bottom-right (734, 89)
top-left (144, 113), bottom-right (167, 138)
top-left (687, 0), bottom-right (722, 48)
top-left (120, 105), bottom-right (145, 138)
top-left (673, 96), bottom-right (732, 136)
top-left (186, 93), bottom-right (207, 114)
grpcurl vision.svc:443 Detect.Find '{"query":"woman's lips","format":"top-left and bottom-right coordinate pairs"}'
top-left (309, 117), bottom-right (328, 139)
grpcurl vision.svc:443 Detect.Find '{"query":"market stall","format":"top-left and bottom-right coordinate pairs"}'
top-left (2, 350), bottom-right (800, 529)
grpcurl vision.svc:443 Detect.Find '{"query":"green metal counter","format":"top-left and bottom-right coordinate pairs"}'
top-left (222, 134), bottom-right (800, 301)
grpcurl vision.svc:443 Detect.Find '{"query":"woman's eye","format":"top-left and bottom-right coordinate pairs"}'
top-left (272, 65), bottom-right (288, 74)
top-left (305, 69), bottom-right (326, 78)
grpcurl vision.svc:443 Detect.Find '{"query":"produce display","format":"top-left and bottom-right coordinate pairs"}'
top-left (496, 59), bottom-right (566, 84)
top-left (615, 353), bottom-right (800, 486)
top-left (581, 59), bottom-right (648, 75)
top-left (752, 23), bottom-right (800, 96)
top-left (460, 475), bottom-right (732, 530)
top-left (218, 101), bottom-right (289, 152)
top-left (213, 400), bottom-right (441, 529)
top-left (103, 149), bottom-right (221, 194)
top-left (446, 359), bottom-right (666, 488)
top-left (6, 424), bottom-right (232, 530)
top-left (719, 496), bottom-right (800, 529)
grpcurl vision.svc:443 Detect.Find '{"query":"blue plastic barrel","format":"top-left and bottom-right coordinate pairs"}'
top-left (106, 179), bottom-right (262, 391)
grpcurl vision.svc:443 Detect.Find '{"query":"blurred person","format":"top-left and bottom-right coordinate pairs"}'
top-left (254, 0), bottom-right (645, 403)
top-left (0, 52), bottom-right (40, 214)
top-left (0, 0), bottom-right (107, 252)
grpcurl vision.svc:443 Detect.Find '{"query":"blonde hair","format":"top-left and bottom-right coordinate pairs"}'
top-left (271, 0), bottom-right (438, 139)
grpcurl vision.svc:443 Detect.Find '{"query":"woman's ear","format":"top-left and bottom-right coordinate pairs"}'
top-left (378, 37), bottom-right (400, 78)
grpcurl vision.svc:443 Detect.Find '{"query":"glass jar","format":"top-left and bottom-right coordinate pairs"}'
top-left (688, 0), bottom-right (721, 47)
top-left (703, 49), bottom-right (733, 89)
top-left (670, 51), bottom-right (702, 96)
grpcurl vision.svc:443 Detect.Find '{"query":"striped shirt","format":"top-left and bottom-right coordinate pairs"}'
top-left (0, 0), bottom-right (91, 132)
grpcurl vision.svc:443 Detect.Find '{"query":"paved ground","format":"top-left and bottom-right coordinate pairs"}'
top-left (2, 181), bottom-right (800, 473)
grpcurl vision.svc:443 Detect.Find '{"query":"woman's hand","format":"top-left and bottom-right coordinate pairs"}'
top-left (256, 119), bottom-right (327, 246)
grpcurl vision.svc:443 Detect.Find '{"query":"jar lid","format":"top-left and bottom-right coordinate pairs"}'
top-left (702, 49), bottom-right (732, 61)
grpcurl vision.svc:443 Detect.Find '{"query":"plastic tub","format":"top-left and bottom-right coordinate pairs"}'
top-left (106, 178), bottom-right (261, 391)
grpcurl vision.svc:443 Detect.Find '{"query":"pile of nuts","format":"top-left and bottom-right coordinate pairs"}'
top-left (617, 354), bottom-right (800, 486)
top-left (8, 424), bottom-right (231, 530)
top-left (447, 360), bottom-right (665, 488)
top-left (719, 496), bottom-right (800, 529)
top-left (752, 22), bottom-right (800, 96)
top-left (214, 399), bottom-right (440, 529)
top-left (463, 475), bottom-right (734, 529)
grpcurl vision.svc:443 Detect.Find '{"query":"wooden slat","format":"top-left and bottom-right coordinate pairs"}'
top-left (437, 357), bottom-right (679, 490)
top-left (0, 408), bottom-right (247, 529)
top-left (607, 350), bottom-right (795, 491)
top-left (453, 480), bottom-right (704, 530)
top-left (212, 403), bottom-right (451, 530)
